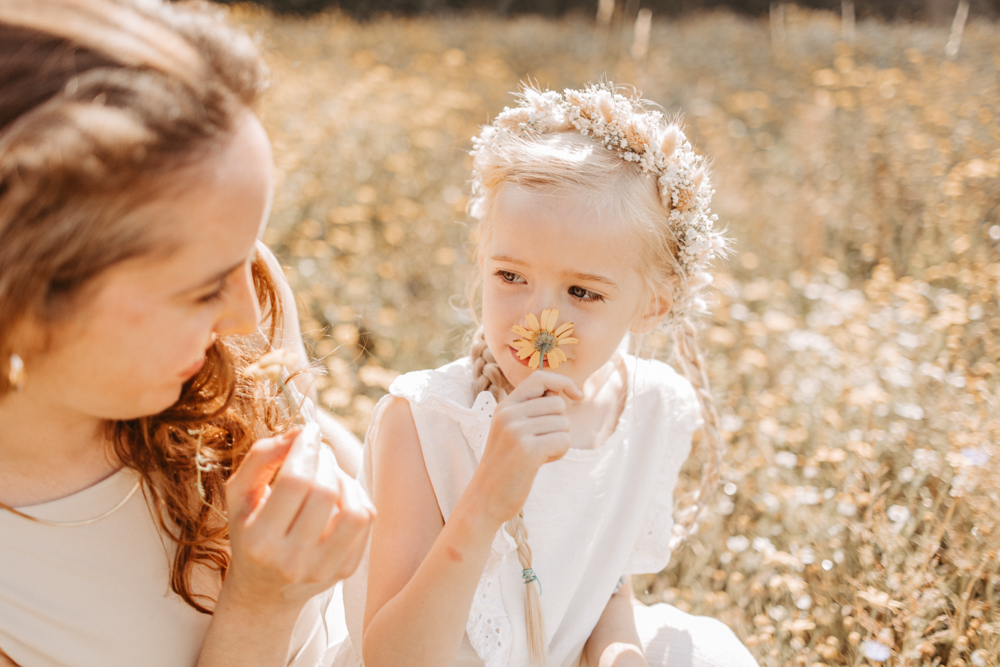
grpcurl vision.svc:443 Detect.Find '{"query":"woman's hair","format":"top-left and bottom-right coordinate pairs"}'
top-left (0, 0), bottom-right (284, 613)
top-left (468, 86), bottom-right (726, 665)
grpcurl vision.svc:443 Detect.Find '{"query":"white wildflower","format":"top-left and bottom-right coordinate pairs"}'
top-left (862, 640), bottom-right (890, 661)
top-left (726, 535), bottom-right (750, 553)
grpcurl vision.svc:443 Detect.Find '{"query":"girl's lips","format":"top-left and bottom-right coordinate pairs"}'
top-left (179, 356), bottom-right (206, 379)
top-left (509, 345), bottom-right (532, 367)
top-left (509, 345), bottom-right (564, 369)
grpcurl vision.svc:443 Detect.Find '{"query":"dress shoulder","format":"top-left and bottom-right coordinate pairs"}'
top-left (388, 357), bottom-right (478, 411)
top-left (629, 356), bottom-right (703, 434)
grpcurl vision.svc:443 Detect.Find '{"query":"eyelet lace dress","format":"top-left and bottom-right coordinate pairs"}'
top-left (330, 353), bottom-right (724, 667)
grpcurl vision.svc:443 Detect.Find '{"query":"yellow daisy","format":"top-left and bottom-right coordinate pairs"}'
top-left (511, 308), bottom-right (579, 370)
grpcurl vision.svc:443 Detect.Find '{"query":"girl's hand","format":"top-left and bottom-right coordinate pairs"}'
top-left (223, 428), bottom-right (375, 610)
top-left (471, 371), bottom-right (582, 526)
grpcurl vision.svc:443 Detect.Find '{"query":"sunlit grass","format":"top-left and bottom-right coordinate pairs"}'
top-left (232, 5), bottom-right (1000, 664)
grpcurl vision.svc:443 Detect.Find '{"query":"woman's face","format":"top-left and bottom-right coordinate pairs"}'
top-left (16, 113), bottom-right (274, 421)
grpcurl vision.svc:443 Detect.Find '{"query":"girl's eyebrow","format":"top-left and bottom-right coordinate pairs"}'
top-left (490, 254), bottom-right (527, 266)
top-left (566, 270), bottom-right (619, 290)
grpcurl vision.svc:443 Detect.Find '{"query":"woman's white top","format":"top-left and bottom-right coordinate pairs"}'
top-left (0, 461), bottom-right (340, 667)
top-left (336, 354), bottom-right (701, 667)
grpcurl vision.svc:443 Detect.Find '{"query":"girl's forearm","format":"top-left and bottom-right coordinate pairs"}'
top-left (197, 585), bottom-right (304, 667)
top-left (362, 492), bottom-right (500, 667)
top-left (583, 583), bottom-right (647, 667)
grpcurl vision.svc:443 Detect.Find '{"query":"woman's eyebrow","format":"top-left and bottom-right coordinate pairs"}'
top-left (180, 259), bottom-right (244, 294)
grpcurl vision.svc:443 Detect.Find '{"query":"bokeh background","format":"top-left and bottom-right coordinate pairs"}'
top-left (233, 2), bottom-right (1000, 665)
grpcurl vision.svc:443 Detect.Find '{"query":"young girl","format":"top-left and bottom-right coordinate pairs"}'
top-left (331, 84), bottom-right (758, 667)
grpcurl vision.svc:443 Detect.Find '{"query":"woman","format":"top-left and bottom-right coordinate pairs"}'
top-left (0, 0), bottom-right (372, 665)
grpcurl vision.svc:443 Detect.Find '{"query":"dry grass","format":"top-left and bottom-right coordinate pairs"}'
top-left (231, 5), bottom-right (1000, 665)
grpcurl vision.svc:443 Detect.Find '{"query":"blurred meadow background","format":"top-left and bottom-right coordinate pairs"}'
top-left (233, 3), bottom-right (1000, 665)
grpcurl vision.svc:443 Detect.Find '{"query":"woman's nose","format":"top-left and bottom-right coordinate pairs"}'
top-left (214, 263), bottom-right (260, 337)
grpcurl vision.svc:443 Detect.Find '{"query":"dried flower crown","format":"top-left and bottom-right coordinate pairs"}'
top-left (471, 83), bottom-right (729, 322)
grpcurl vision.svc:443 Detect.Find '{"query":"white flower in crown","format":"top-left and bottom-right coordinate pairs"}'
top-left (471, 82), bottom-right (730, 324)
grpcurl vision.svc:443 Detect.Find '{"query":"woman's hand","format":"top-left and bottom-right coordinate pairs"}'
top-left (470, 371), bottom-right (582, 526)
top-left (224, 427), bottom-right (374, 609)
top-left (198, 427), bottom-right (374, 667)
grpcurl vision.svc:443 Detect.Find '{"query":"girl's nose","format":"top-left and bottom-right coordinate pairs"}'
top-left (214, 263), bottom-right (260, 337)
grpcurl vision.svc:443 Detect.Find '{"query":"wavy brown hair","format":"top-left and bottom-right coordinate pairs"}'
top-left (0, 0), bottom-right (286, 613)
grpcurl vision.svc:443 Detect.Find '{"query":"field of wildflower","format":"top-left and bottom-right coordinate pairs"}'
top-left (232, 4), bottom-right (1000, 665)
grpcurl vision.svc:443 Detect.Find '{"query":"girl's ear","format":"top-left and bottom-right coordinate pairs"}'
top-left (631, 290), bottom-right (672, 334)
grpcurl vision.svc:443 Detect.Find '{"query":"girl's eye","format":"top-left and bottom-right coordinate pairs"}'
top-left (569, 285), bottom-right (604, 302)
top-left (496, 270), bottom-right (525, 284)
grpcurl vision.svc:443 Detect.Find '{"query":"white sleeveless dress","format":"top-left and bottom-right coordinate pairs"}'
top-left (329, 355), bottom-right (759, 667)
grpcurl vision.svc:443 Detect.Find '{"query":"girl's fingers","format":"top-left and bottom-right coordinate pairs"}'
top-left (509, 370), bottom-right (582, 402)
top-left (522, 395), bottom-right (569, 418)
top-left (227, 430), bottom-right (299, 519)
top-left (528, 414), bottom-right (571, 436)
top-left (535, 432), bottom-right (573, 462)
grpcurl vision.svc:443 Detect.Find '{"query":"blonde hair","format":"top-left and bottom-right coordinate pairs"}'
top-left (0, 0), bottom-right (286, 613)
top-left (467, 86), bottom-right (726, 664)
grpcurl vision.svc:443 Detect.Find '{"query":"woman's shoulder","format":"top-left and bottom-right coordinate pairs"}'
top-left (387, 357), bottom-right (478, 411)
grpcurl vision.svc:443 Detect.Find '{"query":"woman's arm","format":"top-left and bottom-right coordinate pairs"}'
top-left (582, 579), bottom-right (648, 667)
top-left (197, 429), bottom-right (374, 667)
top-left (361, 372), bottom-right (582, 667)
top-left (256, 241), bottom-right (362, 477)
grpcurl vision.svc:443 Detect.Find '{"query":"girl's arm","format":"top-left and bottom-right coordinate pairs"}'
top-left (197, 430), bottom-right (374, 667)
top-left (361, 397), bottom-right (498, 667)
top-left (582, 579), bottom-right (648, 667)
top-left (362, 372), bottom-right (582, 667)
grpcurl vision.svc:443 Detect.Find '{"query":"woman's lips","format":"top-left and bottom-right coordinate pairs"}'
top-left (179, 356), bottom-right (206, 379)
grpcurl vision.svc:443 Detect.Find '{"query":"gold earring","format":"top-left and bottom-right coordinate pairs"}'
top-left (8, 354), bottom-right (25, 392)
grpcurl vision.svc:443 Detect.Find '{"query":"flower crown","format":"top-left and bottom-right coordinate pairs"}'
top-left (470, 83), bottom-right (729, 323)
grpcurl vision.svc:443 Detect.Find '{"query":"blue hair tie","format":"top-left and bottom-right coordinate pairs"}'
top-left (522, 568), bottom-right (541, 594)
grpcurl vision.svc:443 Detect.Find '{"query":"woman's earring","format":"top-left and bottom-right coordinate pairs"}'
top-left (8, 354), bottom-right (25, 392)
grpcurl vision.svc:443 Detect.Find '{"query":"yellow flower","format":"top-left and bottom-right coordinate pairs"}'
top-left (511, 308), bottom-right (579, 370)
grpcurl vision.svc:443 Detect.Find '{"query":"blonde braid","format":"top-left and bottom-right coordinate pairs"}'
top-left (470, 326), bottom-right (512, 400)
top-left (506, 511), bottom-right (547, 666)
top-left (670, 319), bottom-right (723, 546)
top-left (470, 327), bottom-right (546, 665)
